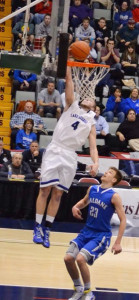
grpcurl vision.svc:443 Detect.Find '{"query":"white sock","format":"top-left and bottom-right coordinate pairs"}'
top-left (36, 213), bottom-right (43, 224)
top-left (73, 278), bottom-right (83, 287)
top-left (84, 282), bottom-right (91, 291)
top-left (46, 215), bottom-right (55, 223)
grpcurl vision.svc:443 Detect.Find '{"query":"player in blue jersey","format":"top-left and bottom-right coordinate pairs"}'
top-left (33, 66), bottom-right (99, 248)
top-left (64, 167), bottom-right (126, 300)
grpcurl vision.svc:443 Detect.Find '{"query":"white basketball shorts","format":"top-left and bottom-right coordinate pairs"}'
top-left (40, 142), bottom-right (77, 192)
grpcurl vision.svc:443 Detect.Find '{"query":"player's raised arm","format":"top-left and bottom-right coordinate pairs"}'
top-left (111, 193), bottom-right (126, 254)
top-left (88, 125), bottom-right (99, 176)
top-left (65, 66), bottom-right (75, 109)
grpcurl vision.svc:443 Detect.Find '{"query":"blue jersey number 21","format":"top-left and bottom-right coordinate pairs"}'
top-left (71, 121), bottom-right (80, 130)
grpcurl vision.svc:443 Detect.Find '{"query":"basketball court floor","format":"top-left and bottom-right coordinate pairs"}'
top-left (0, 226), bottom-right (139, 300)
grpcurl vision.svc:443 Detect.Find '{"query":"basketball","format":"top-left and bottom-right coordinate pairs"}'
top-left (70, 41), bottom-right (90, 61)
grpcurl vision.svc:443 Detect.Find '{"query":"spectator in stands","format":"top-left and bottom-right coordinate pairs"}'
top-left (12, 13), bottom-right (35, 51)
top-left (95, 105), bottom-right (109, 136)
top-left (91, 0), bottom-right (112, 9)
top-left (35, 14), bottom-right (51, 38)
top-left (69, 0), bottom-right (93, 31)
top-left (34, 0), bottom-right (52, 24)
top-left (99, 38), bottom-right (122, 90)
top-left (22, 140), bottom-right (44, 174)
top-left (102, 87), bottom-right (125, 122)
top-left (114, 0), bottom-right (131, 9)
top-left (12, 0), bottom-right (35, 27)
top-left (121, 88), bottom-right (139, 115)
top-left (113, 1), bottom-right (133, 33)
top-left (16, 119), bottom-right (37, 150)
top-left (116, 109), bottom-right (139, 151)
top-left (75, 17), bottom-right (96, 47)
top-left (100, 38), bottom-right (121, 69)
top-left (10, 101), bottom-right (46, 148)
top-left (0, 139), bottom-right (11, 166)
top-left (116, 18), bottom-right (138, 52)
top-left (0, 152), bottom-right (34, 179)
top-left (12, 70), bottom-right (37, 98)
top-left (121, 44), bottom-right (138, 75)
top-left (83, 38), bottom-right (98, 63)
top-left (95, 17), bottom-right (111, 52)
top-left (132, 0), bottom-right (139, 29)
top-left (38, 79), bottom-right (62, 119)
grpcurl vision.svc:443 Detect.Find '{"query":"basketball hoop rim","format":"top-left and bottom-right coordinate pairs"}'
top-left (67, 60), bottom-right (110, 68)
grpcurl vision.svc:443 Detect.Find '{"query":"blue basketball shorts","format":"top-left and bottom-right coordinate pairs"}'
top-left (68, 230), bottom-right (111, 265)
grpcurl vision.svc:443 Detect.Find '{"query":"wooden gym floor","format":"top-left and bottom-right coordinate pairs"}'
top-left (0, 228), bottom-right (139, 300)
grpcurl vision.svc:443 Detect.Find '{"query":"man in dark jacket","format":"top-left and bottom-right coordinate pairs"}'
top-left (0, 152), bottom-right (34, 179)
top-left (22, 140), bottom-right (44, 174)
top-left (116, 109), bottom-right (139, 151)
top-left (0, 139), bottom-right (11, 166)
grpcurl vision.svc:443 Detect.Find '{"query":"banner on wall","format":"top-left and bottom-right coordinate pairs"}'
top-left (111, 188), bottom-right (139, 227)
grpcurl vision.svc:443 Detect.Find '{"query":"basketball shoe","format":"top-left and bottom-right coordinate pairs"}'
top-left (69, 286), bottom-right (84, 300)
top-left (33, 223), bottom-right (43, 244)
top-left (43, 227), bottom-right (50, 248)
top-left (81, 289), bottom-right (95, 300)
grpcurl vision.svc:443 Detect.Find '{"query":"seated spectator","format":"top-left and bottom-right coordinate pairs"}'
top-left (75, 17), bottom-right (96, 47)
top-left (95, 17), bottom-right (111, 52)
top-left (12, 70), bottom-right (37, 98)
top-left (12, 0), bottom-right (35, 27)
top-left (0, 152), bottom-right (34, 179)
top-left (38, 79), bottom-right (62, 119)
top-left (105, 108), bottom-right (139, 151)
top-left (102, 87), bottom-right (125, 122)
top-left (99, 38), bottom-right (122, 89)
top-left (121, 44), bottom-right (138, 75)
top-left (12, 13), bottom-right (35, 51)
top-left (69, 0), bottom-right (93, 31)
top-left (122, 87), bottom-right (139, 115)
top-left (34, 0), bottom-right (52, 24)
top-left (113, 1), bottom-right (133, 33)
top-left (114, 0), bottom-right (131, 10)
top-left (116, 18), bottom-right (138, 52)
top-left (36, 67), bottom-right (56, 94)
top-left (91, 0), bottom-right (112, 9)
top-left (132, 0), bottom-right (139, 29)
top-left (95, 105), bottom-right (109, 136)
top-left (116, 109), bottom-right (139, 151)
top-left (0, 139), bottom-right (11, 166)
top-left (101, 38), bottom-right (121, 69)
top-left (35, 14), bottom-right (51, 38)
top-left (22, 140), bottom-right (44, 174)
top-left (84, 38), bottom-right (98, 63)
top-left (10, 101), bottom-right (46, 148)
top-left (16, 119), bottom-right (37, 150)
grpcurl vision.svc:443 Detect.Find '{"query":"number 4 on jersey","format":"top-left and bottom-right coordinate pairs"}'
top-left (71, 121), bottom-right (80, 130)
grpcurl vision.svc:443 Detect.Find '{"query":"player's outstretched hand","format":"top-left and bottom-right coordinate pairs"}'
top-left (111, 243), bottom-right (122, 255)
top-left (89, 164), bottom-right (98, 177)
top-left (72, 206), bottom-right (83, 220)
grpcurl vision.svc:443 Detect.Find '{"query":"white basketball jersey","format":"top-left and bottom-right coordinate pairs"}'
top-left (52, 101), bottom-right (96, 151)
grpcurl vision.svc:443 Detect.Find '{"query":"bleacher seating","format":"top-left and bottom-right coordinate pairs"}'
top-left (15, 91), bottom-right (36, 104)
top-left (109, 122), bottom-right (120, 135)
top-left (42, 117), bottom-right (57, 134)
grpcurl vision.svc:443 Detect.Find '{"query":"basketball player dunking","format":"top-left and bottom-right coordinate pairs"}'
top-left (33, 66), bottom-right (99, 248)
top-left (64, 167), bottom-right (126, 300)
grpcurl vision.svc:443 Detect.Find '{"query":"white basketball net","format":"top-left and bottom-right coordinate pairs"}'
top-left (70, 64), bottom-right (110, 101)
